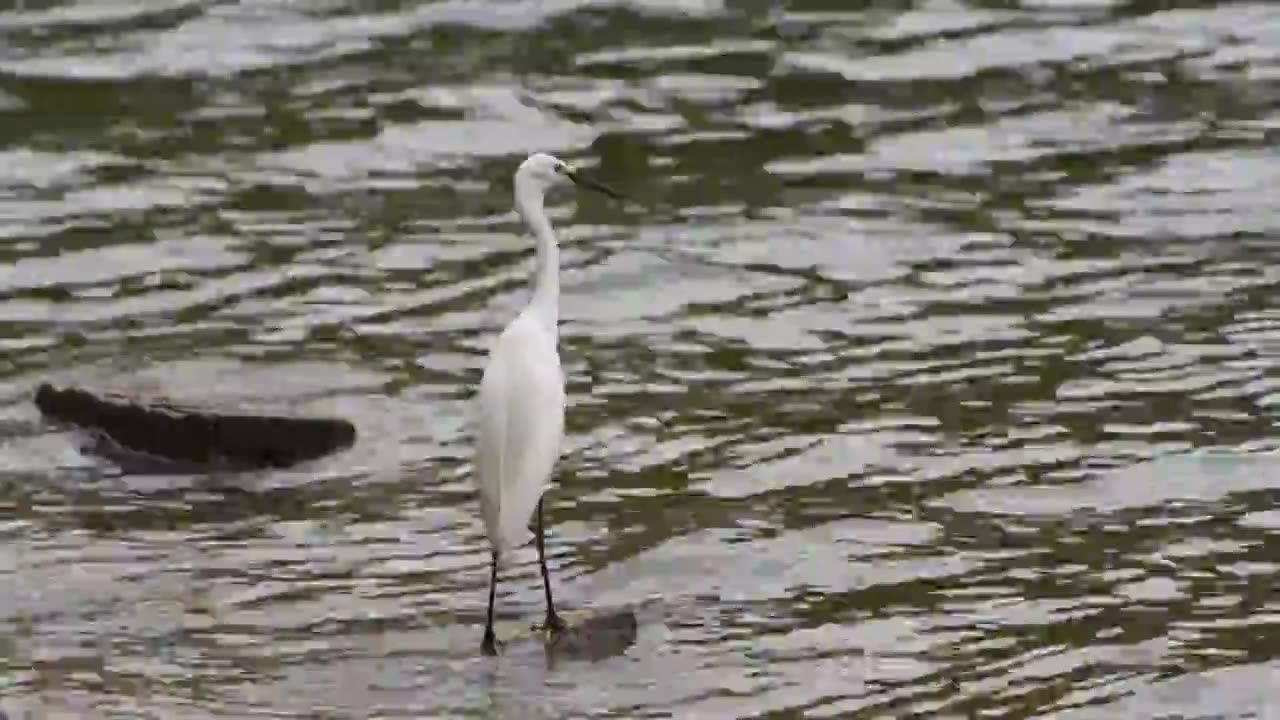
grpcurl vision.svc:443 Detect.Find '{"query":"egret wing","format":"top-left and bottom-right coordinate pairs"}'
top-left (474, 317), bottom-right (566, 557)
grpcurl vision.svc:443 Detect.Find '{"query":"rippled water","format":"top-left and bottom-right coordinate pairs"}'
top-left (2, 0), bottom-right (1280, 717)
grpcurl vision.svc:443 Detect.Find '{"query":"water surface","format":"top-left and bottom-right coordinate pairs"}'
top-left (3, 0), bottom-right (1280, 717)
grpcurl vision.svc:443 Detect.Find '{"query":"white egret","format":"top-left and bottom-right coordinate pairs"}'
top-left (473, 152), bottom-right (622, 656)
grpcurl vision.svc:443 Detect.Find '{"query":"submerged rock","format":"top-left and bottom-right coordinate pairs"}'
top-left (544, 608), bottom-right (639, 663)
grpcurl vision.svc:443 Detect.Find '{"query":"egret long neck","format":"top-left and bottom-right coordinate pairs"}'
top-left (515, 189), bottom-right (559, 335)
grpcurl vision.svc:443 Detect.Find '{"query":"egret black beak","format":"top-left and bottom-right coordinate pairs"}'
top-left (565, 167), bottom-right (624, 201)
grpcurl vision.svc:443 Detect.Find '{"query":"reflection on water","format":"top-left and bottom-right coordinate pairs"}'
top-left (3, 0), bottom-right (1280, 717)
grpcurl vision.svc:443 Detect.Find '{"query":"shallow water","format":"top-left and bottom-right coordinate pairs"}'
top-left (2, 0), bottom-right (1280, 717)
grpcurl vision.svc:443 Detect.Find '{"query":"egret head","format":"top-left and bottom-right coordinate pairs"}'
top-left (515, 152), bottom-right (622, 203)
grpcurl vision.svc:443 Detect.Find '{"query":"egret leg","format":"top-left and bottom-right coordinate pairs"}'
top-left (482, 550), bottom-right (499, 656)
top-left (536, 496), bottom-right (566, 634)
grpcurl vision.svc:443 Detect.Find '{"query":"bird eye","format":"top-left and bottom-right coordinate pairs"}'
top-left (554, 163), bottom-right (568, 174)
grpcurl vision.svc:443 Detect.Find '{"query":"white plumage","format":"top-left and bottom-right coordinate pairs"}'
top-left (471, 151), bottom-right (621, 656)
top-left (474, 309), bottom-right (565, 557)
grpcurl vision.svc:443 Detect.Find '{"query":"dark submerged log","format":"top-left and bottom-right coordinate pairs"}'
top-left (34, 382), bottom-right (356, 470)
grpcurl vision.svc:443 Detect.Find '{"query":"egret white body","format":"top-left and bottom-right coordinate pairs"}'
top-left (475, 311), bottom-right (565, 556)
top-left (472, 152), bottom-right (621, 656)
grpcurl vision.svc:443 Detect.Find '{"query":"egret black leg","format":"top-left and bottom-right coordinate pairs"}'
top-left (482, 550), bottom-right (499, 655)
top-left (536, 496), bottom-right (566, 634)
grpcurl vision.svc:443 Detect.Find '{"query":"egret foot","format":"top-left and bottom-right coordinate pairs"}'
top-left (482, 627), bottom-right (500, 656)
top-left (545, 611), bottom-right (567, 636)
